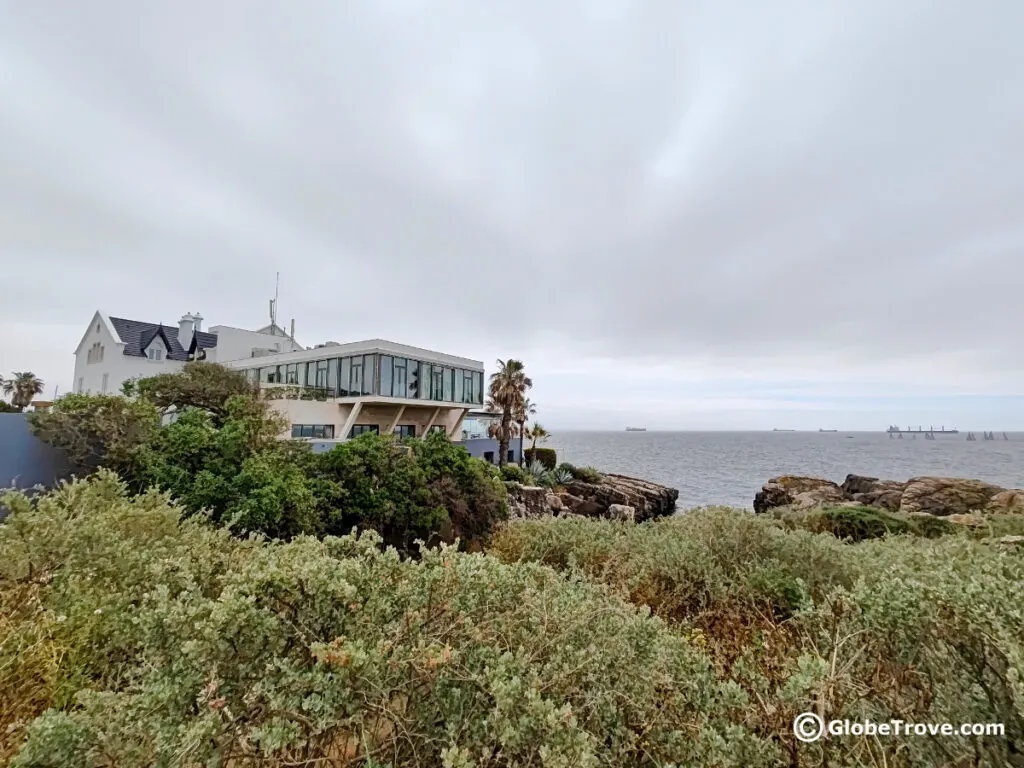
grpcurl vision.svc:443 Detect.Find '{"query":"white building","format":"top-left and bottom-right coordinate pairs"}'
top-left (72, 310), bottom-right (303, 396)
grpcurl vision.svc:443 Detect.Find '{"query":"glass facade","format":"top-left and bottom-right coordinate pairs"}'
top-left (291, 424), bottom-right (335, 439)
top-left (244, 352), bottom-right (483, 404)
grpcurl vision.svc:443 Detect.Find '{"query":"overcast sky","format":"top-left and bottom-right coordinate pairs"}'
top-left (2, 1), bottom-right (1022, 430)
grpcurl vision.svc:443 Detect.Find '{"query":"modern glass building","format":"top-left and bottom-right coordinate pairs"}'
top-left (223, 339), bottom-right (486, 443)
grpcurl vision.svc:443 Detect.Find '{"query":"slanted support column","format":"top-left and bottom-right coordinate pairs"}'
top-left (422, 406), bottom-right (442, 435)
top-left (448, 408), bottom-right (469, 440)
top-left (384, 405), bottom-right (406, 435)
top-left (340, 401), bottom-right (363, 440)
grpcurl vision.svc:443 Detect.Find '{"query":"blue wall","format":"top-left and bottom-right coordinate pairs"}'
top-left (460, 437), bottom-right (521, 465)
top-left (0, 413), bottom-right (74, 492)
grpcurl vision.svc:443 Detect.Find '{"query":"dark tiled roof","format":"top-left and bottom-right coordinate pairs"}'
top-left (108, 317), bottom-right (216, 361)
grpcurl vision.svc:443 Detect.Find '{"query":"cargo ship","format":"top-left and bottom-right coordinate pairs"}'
top-left (625, 427), bottom-right (647, 432)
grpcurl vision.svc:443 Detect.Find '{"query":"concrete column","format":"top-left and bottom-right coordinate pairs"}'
top-left (384, 404), bottom-right (406, 435)
top-left (340, 401), bottom-right (363, 440)
top-left (422, 406), bottom-right (442, 434)
top-left (448, 408), bottom-right (469, 440)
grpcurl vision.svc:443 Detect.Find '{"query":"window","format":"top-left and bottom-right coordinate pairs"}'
top-left (147, 347), bottom-right (164, 361)
top-left (483, 451), bottom-right (495, 464)
top-left (86, 342), bottom-right (104, 364)
top-left (350, 357), bottom-right (363, 396)
top-left (314, 359), bottom-right (330, 389)
top-left (393, 357), bottom-right (408, 398)
top-left (442, 366), bottom-right (453, 401)
top-left (394, 424), bottom-right (416, 439)
top-left (454, 369), bottom-right (464, 402)
top-left (96, 322), bottom-right (101, 333)
top-left (291, 424), bottom-right (335, 439)
top-left (508, 451), bottom-right (515, 463)
top-left (461, 369), bottom-right (479, 404)
top-left (77, 377), bottom-right (84, 393)
top-left (285, 363), bottom-right (299, 384)
top-left (430, 365), bottom-right (445, 401)
top-left (339, 357), bottom-right (351, 395)
top-left (407, 360), bottom-right (421, 398)
top-left (101, 373), bottom-right (109, 393)
top-left (380, 356), bottom-right (394, 398)
top-left (362, 354), bottom-right (377, 396)
top-left (349, 424), bottom-right (379, 438)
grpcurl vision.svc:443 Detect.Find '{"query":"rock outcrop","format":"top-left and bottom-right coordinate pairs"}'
top-left (505, 473), bottom-right (678, 522)
top-left (754, 473), bottom-right (1024, 521)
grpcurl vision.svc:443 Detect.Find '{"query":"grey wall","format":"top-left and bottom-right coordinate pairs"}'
top-left (461, 437), bottom-right (521, 466)
top-left (0, 413), bottom-right (74, 492)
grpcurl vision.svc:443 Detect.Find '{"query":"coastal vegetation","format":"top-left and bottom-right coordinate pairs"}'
top-left (5, 361), bottom-right (1022, 765)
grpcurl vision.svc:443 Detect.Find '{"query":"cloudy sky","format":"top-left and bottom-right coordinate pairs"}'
top-left (2, 1), bottom-right (1022, 430)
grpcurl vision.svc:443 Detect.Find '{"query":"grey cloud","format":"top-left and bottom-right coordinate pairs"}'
top-left (1, 0), bottom-right (1022, 404)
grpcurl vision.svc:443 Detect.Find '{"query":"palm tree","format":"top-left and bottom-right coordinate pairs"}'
top-left (513, 396), bottom-right (536, 466)
top-left (487, 359), bottom-right (532, 468)
top-left (3, 371), bottom-right (44, 411)
top-left (528, 423), bottom-right (550, 457)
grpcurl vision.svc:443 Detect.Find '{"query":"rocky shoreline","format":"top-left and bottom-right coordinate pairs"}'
top-left (505, 473), bottom-right (678, 522)
top-left (754, 473), bottom-right (1024, 520)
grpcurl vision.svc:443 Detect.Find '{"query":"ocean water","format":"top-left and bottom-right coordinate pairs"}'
top-left (544, 431), bottom-right (1024, 510)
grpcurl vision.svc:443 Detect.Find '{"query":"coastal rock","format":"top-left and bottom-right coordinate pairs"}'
top-left (755, 473), bottom-right (1023, 519)
top-left (607, 504), bottom-right (636, 522)
top-left (545, 493), bottom-right (564, 512)
top-left (986, 489), bottom-right (1024, 515)
top-left (753, 476), bottom-right (844, 514)
top-left (504, 483), bottom-right (551, 519)
top-left (899, 477), bottom-right (1004, 517)
top-left (504, 474), bottom-right (678, 522)
top-left (562, 473), bottom-right (678, 522)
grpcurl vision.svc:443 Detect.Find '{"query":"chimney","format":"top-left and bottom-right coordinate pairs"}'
top-left (290, 318), bottom-right (295, 341)
top-left (193, 313), bottom-right (203, 333)
top-left (178, 313), bottom-right (195, 348)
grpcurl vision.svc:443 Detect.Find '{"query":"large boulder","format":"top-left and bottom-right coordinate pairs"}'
top-left (504, 474), bottom-right (678, 522)
top-left (986, 489), bottom-right (1024, 515)
top-left (899, 477), bottom-right (1004, 517)
top-left (562, 473), bottom-right (678, 522)
top-left (753, 476), bottom-right (845, 514)
top-left (840, 474), bottom-right (907, 511)
top-left (755, 473), bottom-right (1024, 519)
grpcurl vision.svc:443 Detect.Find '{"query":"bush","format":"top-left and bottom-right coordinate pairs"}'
top-left (773, 505), bottom-right (959, 541)
top-left (570, 465), bottom-right (603, 484)
top-left (523, 447), bottom-right (556, 470)
top-left (489, 509), bottom-right (1024, 766)
top-left (1, 476), bottom-right (774, 767)
top-left (27, 394), bottom-right (161, 474)
top-left (500, 464), bottom-right (530, 484)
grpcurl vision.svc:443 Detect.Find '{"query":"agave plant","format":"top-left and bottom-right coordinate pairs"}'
top-left (551, 466), bottom-right (573, 486)
top-left (526, 460), bottom-right (548, 482)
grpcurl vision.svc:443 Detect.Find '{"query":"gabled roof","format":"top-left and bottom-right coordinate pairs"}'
top-left (108, 317), bottom-right (212, 361)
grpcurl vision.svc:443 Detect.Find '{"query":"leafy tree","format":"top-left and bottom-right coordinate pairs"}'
top-left (27, 394), bottom-right (160, 473)
top-left (2, 372), bottom-right (44, 411)
top-left (135, 362), bottom-right (256, 424)
top-left (487, 359), bottom-right (532, 467)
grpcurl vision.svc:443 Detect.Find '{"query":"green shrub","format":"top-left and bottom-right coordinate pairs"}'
top-left (489, 509), bottom-right (1024, 767)
top-left (570, 465), bottom-right (603, 484)
top-left (133, 361), bottom-right (257, 423)
top-left (773, 505), bottom-right (960, 541)
top-left (27, 394), bottom-right (161, 474)
top-left (523, 447), bottom-right (557, 470)
top-left (1, 475), bottom-right (775, 767)
top-left (500, 464), bottom-right (530, 484)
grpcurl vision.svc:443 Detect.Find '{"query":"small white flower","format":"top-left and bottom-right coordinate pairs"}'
top-left (94, 608), bottom-right (103, 615)
top-left (56, 615), bottom-right (67, 623)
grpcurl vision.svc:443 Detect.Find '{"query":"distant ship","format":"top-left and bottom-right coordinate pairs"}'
top-left (819, 429), bottom-right (838, 433)
top-left (772, 428), bottom-right (795, 432)
top-left (625, 427), bottom-right (647, 432)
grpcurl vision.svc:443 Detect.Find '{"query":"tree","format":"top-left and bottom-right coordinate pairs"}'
top-left (27, 394), bottom-right (161, 473)
top-left (513, 397), bottom-right (536, 467)
top-left (135, 362), bottom-right (256, 425)
top-left (528, 423), bottom-right (550, 455)
top-left (3, 372), bottom-right (44, 412)
top-left (487, 359), bottom-right (532, 468)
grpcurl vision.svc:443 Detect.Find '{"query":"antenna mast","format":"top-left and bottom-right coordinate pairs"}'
top-left (269, 272), bottom-right (280, 333)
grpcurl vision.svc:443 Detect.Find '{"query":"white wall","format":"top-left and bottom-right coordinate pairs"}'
top-left (205, 326), bottom-right (304, 363)
top-left (72, 313), bottom-right (183, 396)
